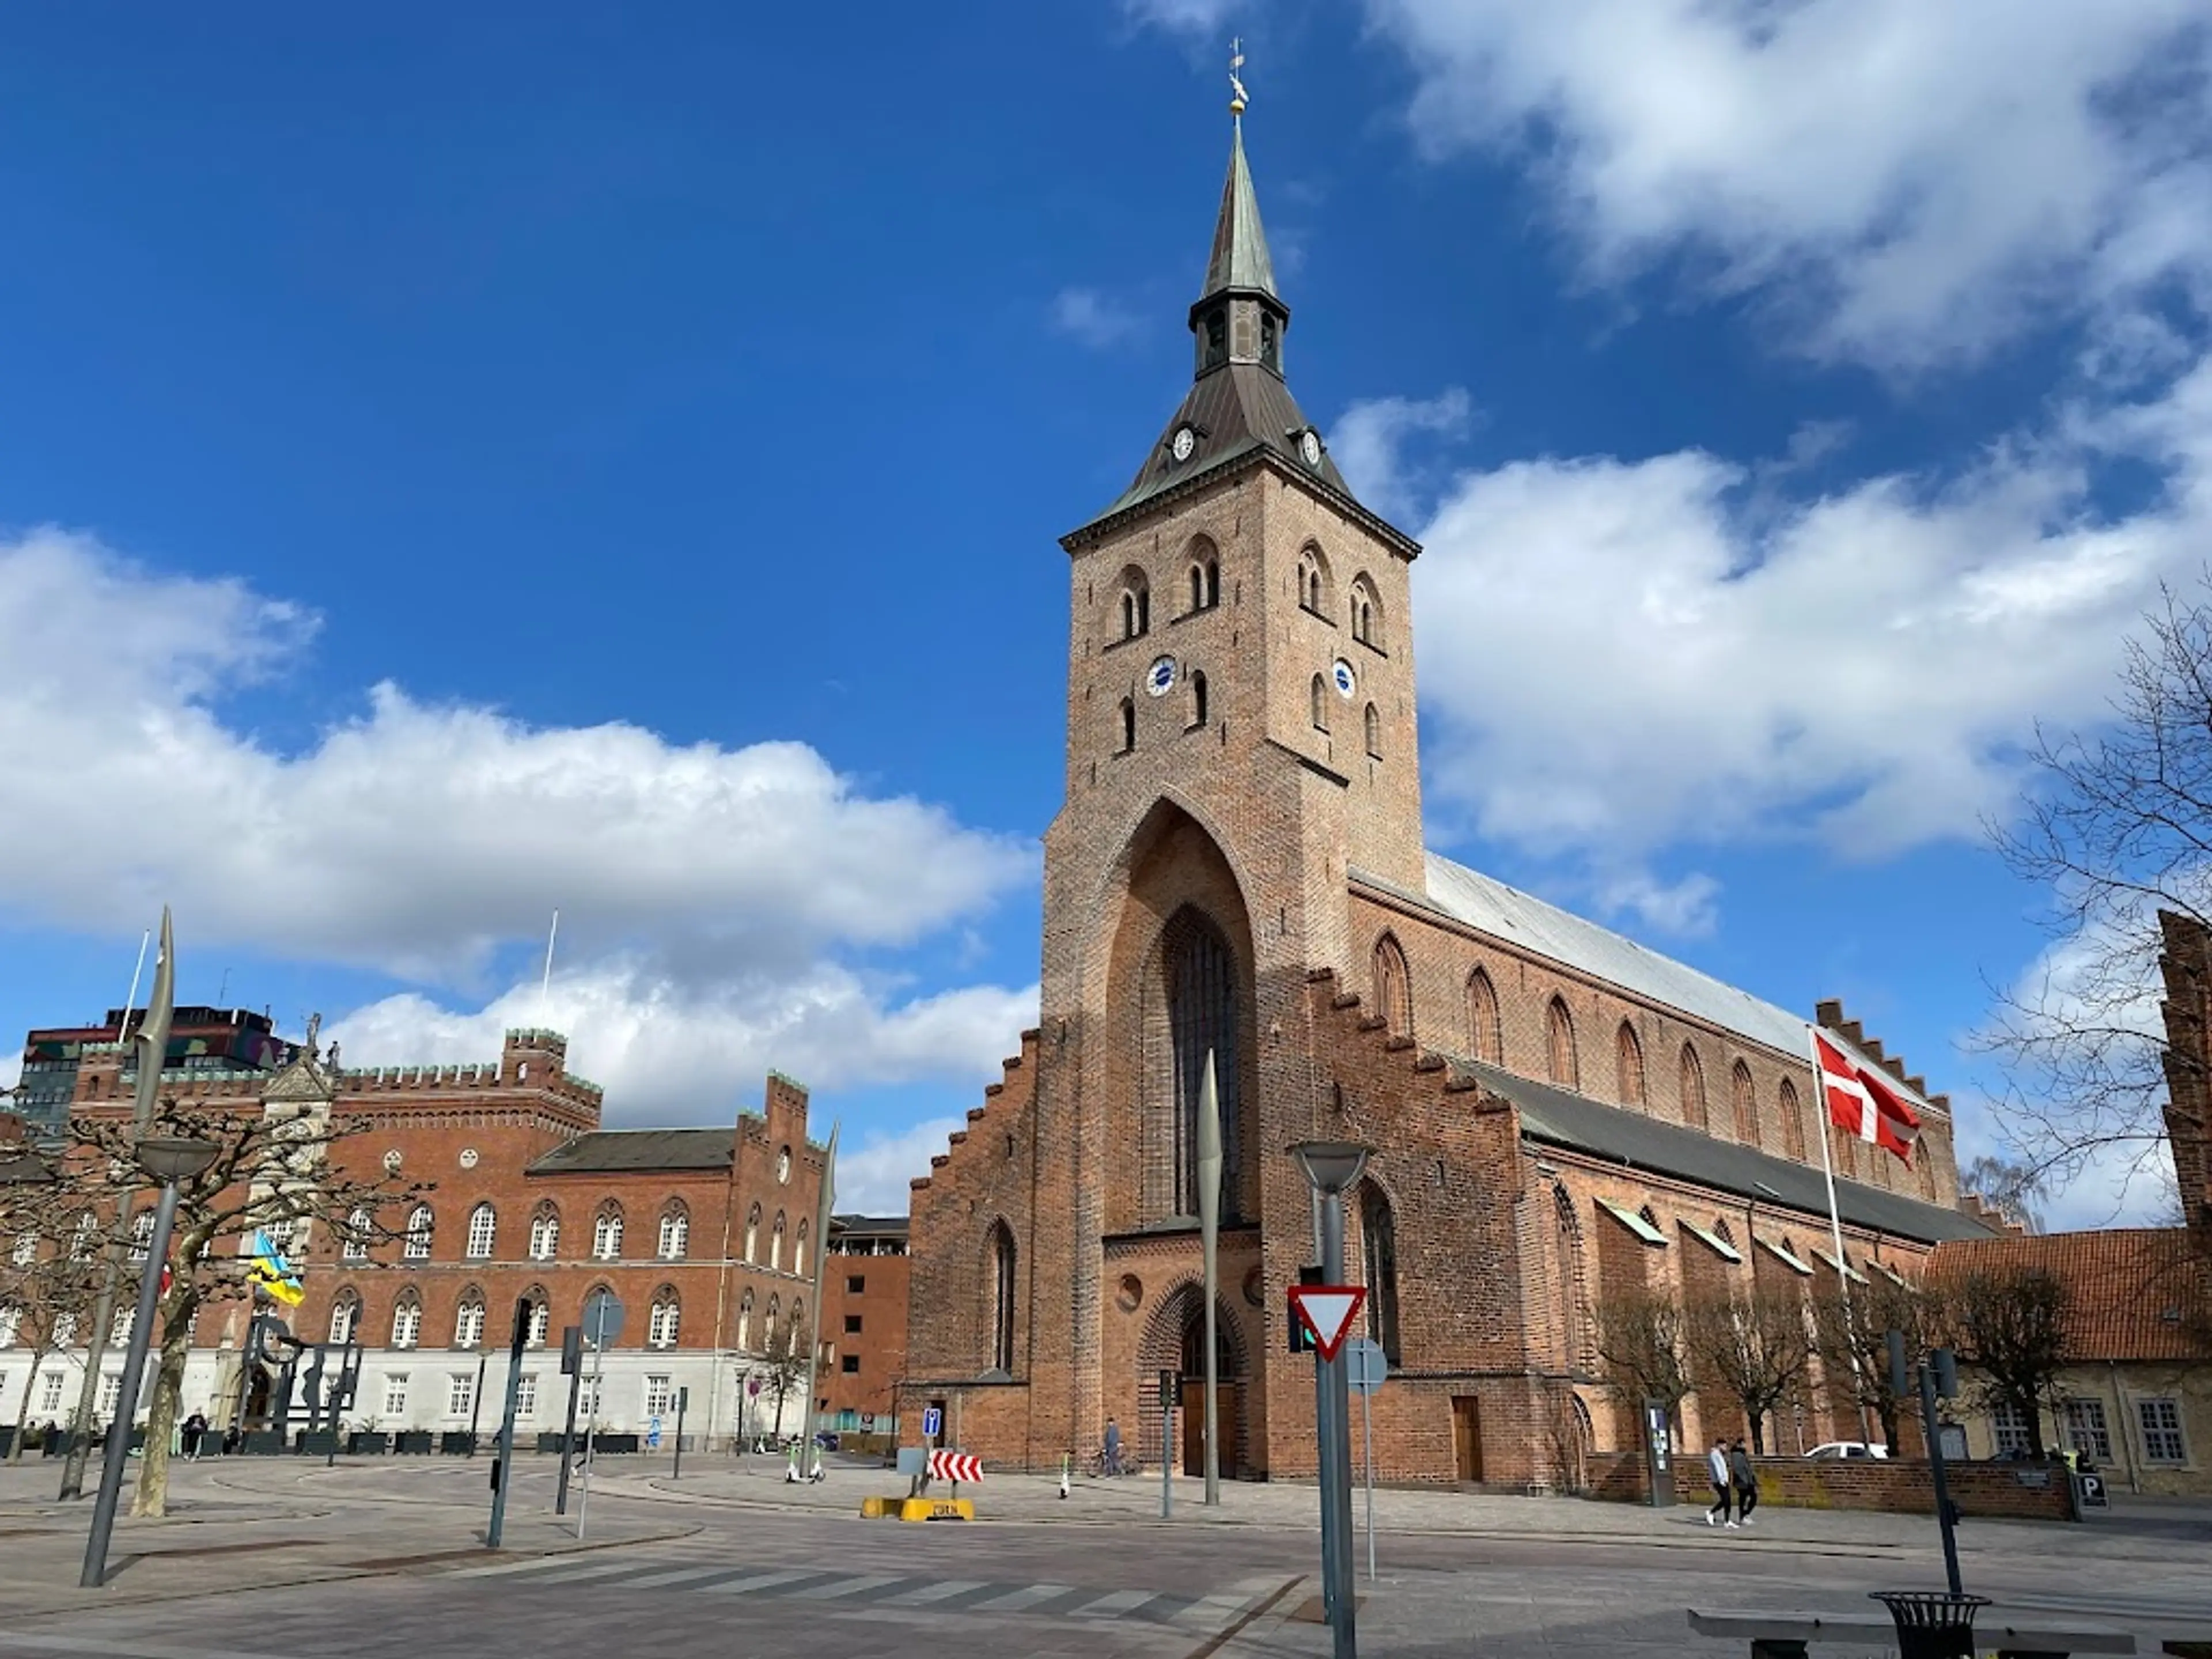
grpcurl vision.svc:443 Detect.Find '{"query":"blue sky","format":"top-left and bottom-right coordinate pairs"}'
top-left (3, 3), bottom-right (2207, 1220)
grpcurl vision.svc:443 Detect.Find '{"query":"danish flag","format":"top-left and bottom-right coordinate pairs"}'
top-left (1812, 1029), bottom-right (1921, 1164)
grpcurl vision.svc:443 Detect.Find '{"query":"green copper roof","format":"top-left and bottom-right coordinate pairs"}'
top-left (1202, 126), bottom-right (1277, 300)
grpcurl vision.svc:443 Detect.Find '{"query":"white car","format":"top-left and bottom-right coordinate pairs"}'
top-left (1805, 1441), bottom-right (1890, 1460)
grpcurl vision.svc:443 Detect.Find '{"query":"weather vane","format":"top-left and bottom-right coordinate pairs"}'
top-left (1229, 37), bottom-right (1248, 119)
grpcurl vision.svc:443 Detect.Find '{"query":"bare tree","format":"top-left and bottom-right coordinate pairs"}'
top-left (1982, 579), bottom-right (2212, 1219)
top-left (0, 1177), bottom-right (100, 1463)
top-left (64, 1094), bottom-right (423, 1516)
top-left (1810, 1271), bottom-right (1937, 1455)
top-left (1944, 1263), bottom-right (2070, 1459)
top-left (1592, 1285), bottom-right (1692, 1422)
top-left (762, 1312), bottom-right (810, 1440)
top-left (1683, 1282), bottom-right (1814, 1455)
top-left (1959, 1156), bottom-right (2048, 1234)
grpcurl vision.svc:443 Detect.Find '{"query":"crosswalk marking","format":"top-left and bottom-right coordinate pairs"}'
top-left (620, 1563), bottom-right (748, 1589)
top-left (970, 1582), bottom-right (1075, 1612)
top-left (446, 1553), bottom-right (605, 1580)
top-left (881, 1579), bottom-right (990, 1605)
top-left (1070, 1589), bottom-right (1158, 1618)
top-left (1173, 1592), bottom-right (1255, 1626)
top-left (789, 1574), bottom-right (906, 1600)
top-left (529, 1558), bottom-right (669, 1586)
top-left (698, 1569), bottom-right (824, 1596)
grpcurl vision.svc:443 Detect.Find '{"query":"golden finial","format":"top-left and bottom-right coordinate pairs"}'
top-left (1229, 37), bottom-right (1249, 119)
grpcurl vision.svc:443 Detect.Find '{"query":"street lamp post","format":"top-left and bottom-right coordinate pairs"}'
top-left (1290, 1140), bottom-right (1370, 1659)
top-left (81, 1134), bottom-right (217, 1589)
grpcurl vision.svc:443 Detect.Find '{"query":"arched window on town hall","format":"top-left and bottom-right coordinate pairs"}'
top-left (797, 1217), bottom-right (810, 1271)
top-left (770, 1211), bottom-right (788, 1271)
top-left (737, 1289), bottom-right (755, 1350)
top-left (454, 1289), bottom-right (486, 1349)
top-left (1373, 934), bottom-right (1412, 1039)
top-left (528, 1203), bottom-right (560, 1261)
top-left (648, 1287), bottom-right (680, 1349)
top-left (764, 1294), bottom-right (782, 1353)
top-left (465, 1203), bottom-right (496, 1260)
top-left (403, 1204), bottom-right (433, 1261)
top-left (1679, 1044), bottom-right (1709, 1131)
top-left (1780, 1079), bottom-right (1806, 1161)
top-left (1358, 1181), bottom-right (1402, 1366)
top-left (1467, 968), bottom-right (1502, 1065)
top-left (328, 1287), bottom-right (361, 1346)
top-left (1616, 1021), bottom-right (1646, 1108)
top-left (744, 1202), bottom-right (762, 1264)
top-left (1163, 907), bottom-right (1243, 1219)
top-left (523, 1288), bottom-right (550, 1348)
top-left (592, 1203), bottom-right (624, 1261)
top-left (1732, 1060), bottom-right (1760, 1147)
top-left (988, 1221), bottom-right (1017, 1374)
top-left (658, 1202), bottom-right (689, 1260)
top-left (1547, 997), bottom-right (1578, 1089)
top-left (391, 1291), bottom-right (422, 1350)
top-left (343, 1206), bottom-right (371, 1262)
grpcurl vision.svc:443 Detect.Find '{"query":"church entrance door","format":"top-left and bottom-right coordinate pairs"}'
top-left (1453, 1395), bottom-right (1484, 1483)
top-left (1179, 1380), bottom-right (1238, 1478)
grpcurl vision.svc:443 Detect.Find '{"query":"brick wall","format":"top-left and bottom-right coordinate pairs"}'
top-left (1669, 1456), bottom-right (2075, 1520)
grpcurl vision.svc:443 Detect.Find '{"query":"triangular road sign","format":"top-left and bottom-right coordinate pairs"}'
top-left (1287, 1283), bottom-right (1368, 1362)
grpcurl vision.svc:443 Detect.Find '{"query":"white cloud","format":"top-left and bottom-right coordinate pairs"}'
top-left (835, 1115), bottom-right (971, 1216)
top-left (1329, 389), bottom-right (1472, 524)
top-left (0, 529), bottom-right (1041, 1152)
top-left (1407, 350), bottom-right (2212, 863)
top-left (0, 529), bottom-right (1033, 984)
top-left (1362, 0), bottom-right (2212, 368)
top-left (1050, 286), bottom-right (1143, 350)
top-left (1590, 868), bottom-right (1720, 939)
top-left (1123, 0), bottom-right (1240, 36)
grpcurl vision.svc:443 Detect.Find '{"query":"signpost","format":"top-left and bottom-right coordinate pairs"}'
top-left (484, 1297), bottom-right (530, 1548)
top-left (1158, 1368), bottom-right (1177, 1520)
top-left (1290, 1141), bottom-right (1372, 1659)
top-left (555, 1325), bottom-right (583, 1515)
top-left (1343, 1336), bottom-right (1386, 1582)
top-left (673, 1388), bottom-right (689, 1480)
top-left (575, 1291), bottom-right (623, 1541)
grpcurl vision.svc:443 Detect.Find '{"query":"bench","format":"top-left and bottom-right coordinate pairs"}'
top-left (1689, 1608), bottom-right (2136, 1659)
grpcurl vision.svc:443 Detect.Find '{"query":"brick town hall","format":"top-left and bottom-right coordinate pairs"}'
top-left (895, 115), bottom-right (1994, 1491)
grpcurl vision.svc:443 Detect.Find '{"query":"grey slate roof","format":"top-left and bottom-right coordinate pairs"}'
top-left (528, 1127), bottom-right (734, 1176)
top-left (1204, 126), bottom-right (1277, 298)
top-left (1089, 362), bottom-right (1358, 529)
top-left (1459, 1059), bottom-right (1991, 1245)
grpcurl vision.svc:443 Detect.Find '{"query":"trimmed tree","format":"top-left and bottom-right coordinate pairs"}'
top-left (1945, 1262), bottom-right (2070, 1459)
top-left (1683, 1281), bottom-right (1814, 1455)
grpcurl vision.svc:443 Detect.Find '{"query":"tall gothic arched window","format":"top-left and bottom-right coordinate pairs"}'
top-left (1467, 968), bottom-right (1502, 1064)
top-left (1547, 997), bottom-right (1578, 1089)
top-left (988, 1222), bottom-right (1017, 1374)
top-left (1373, 934), bottom-right (1412, 1039)
top-left (1164, 906), bottom-right (1242, 1219)
top-left (1359, 1181), bottom-right (1402, 1366)
top-left (1616, 1021), bottom-right (1646, 1107)
top-left (1780, 1078), bottom-right (1806, 1160)
top-left (1732, 1060), bottom-right (1760, 1146)
top-left (1680, 1044), bottom-right (1709, 1130)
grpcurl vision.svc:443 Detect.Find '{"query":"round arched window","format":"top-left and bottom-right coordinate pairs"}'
top-left (777, 1146), bottom-right (792, 1184)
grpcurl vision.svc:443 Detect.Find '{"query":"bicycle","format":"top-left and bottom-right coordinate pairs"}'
top-left (1088, 1448), bottom-right (1143, 1478)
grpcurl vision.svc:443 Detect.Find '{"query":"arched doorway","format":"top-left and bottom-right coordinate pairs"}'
top-left (1137, 1279), bottom-right (1248, 1478)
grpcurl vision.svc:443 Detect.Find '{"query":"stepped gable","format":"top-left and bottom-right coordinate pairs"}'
top-left (910, 1028), bottom-right (1042, 1195)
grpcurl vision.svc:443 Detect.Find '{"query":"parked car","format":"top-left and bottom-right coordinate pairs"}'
top-left (1805, 1441), bottom-right (1890, 1460)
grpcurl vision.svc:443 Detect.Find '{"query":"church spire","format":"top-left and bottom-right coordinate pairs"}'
top-left (1200, 123), bottom-right (1278, 302)
top-left (1188, 43), bottom-right (1287, 379)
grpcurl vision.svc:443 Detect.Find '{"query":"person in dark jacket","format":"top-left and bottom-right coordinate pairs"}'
top-left (1729, 1440), bottom-right (1758, 1524)
top-left (181, 1411), bottom-right (207, 1461)
top-left (1705, 1440), bottom-right (1734, 1527)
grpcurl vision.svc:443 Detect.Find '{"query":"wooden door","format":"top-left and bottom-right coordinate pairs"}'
top-left (1452, 1395), bottom-right (1484, 1483)
top-left (1180, 1381), bottom-right (1239, 1478)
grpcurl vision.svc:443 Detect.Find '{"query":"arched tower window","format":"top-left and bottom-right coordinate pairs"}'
top-left (1119, 697), bottom-right (1136, 754)
top-left (1298, 544), bottom-right (1334, 616)
top-left (1359, 1181), bottom-right (1402, 1366)
top-left (1260, 309), bottom-right (1279, 372)
top-left (1547, 997), bottom-right (1578, 1089)
top-left (1189, 670), bottom-right (1209, 729)
top-left (797, 1217), bottom-right (810, 1268)
top-left (1118, 566), bottom-right (1151, 640)
top-left (1162, 907), bottom-right (1243, 1219)
top-left (737, 1289), bottom-right (755, 1350)
top-left (989, 1222), bottom-right (1017, 1373)
top-left (1779, 1078), bottom-right (1806, 1160)
top-left (1467, 968), bottom-right (1502, 1064)
top-left (465, 1203), bottom-right (496, 1260)
top-left (1363, 703), bottom-right (1381, 758)
top-left (1310, 674), bottom-right (1330, 732)
top-left (1679, 1044), bottom-right (1709, 1130)
top-left (744, 1202), bottom-right (762, 1263)
top-left (1350, 575), bottom-right (1382, 647)
top-left (770, 1211), bottom-right (787, 1271)
top-left (1616, 1021), bottom-right (1646, 1107)
top-left (1204, 307), bottom-right (1227, 368)
top-left (528, 1203), bottom-right (560, 1261)
top-left (1373, 934), bottom-right (1412, 1039)
top-left (1187, 549), bottom-right (1219, 613)
top-left (1732, 1060), bottom-right (1760, 1146)
top-left (764, 1294), bottom-right (781, 1351)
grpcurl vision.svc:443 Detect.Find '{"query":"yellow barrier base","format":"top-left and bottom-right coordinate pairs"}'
top-left (860, 1495), bottom-right (975, 1522)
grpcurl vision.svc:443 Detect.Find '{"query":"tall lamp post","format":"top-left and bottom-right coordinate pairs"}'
top-left (1290, 1140), bottom-right (1370, 1659)
top-left (81, 1133), bottom-right (217, 1589)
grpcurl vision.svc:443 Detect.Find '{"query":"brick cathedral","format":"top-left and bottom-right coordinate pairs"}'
top-left (897, 117), bottom-right (1993, 1490)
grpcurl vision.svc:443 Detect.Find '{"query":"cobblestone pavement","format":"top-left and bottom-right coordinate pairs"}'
top-left (0, 1455), bottom-right (2205, 1656)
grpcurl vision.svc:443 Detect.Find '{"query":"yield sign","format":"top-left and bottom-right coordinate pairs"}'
top-left (1287, 1283), bottom-right (1368, 1361)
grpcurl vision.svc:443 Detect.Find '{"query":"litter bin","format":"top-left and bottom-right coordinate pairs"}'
top-left (1870, 1592), bottom-right (1990, 1659)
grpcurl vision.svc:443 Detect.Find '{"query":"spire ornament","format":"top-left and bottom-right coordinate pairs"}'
top-left (1229, 38), bottom-right (1248, 118)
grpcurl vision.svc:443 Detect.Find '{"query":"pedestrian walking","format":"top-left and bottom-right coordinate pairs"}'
top-left (1730, 1440), bottom-right (1758, 1525)
top-left (1705, 1439), bottom-right (1734, 1528)
top-left (1103, 1416), bottom-right (1123, 1476)
top-left (181, 1411), bottom-right (207, 1461)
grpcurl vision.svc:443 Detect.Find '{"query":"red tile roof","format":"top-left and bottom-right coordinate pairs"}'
top-left (1929, 1228), bottom-right (2211, 1363)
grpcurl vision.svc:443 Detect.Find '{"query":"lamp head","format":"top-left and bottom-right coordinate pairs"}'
top-left (1289, 1139), bottom-right (1372, 1196)
top-left (135, 1135), bottom-right (218, 1184)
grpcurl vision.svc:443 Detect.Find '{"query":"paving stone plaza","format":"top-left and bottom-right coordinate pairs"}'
top-left (2, 1452), bottom-right (2209, 1657)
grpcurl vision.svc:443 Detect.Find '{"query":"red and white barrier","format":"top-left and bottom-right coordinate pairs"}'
top-left (927, 1450), bottom-right (983, 1484)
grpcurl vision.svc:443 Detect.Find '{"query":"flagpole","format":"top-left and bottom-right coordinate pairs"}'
top-left (1808, 1022), bottom-right (1876, 1447)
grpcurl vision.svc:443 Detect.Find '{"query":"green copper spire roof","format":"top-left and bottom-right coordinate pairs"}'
top-left (1200, 125), bottom-right (1278, 301)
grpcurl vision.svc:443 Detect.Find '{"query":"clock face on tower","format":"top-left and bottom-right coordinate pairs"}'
top-left (1332, 658), bottom-right (1357, 699)
top-left (1300, 429), bottom-right (1323, 468)
top-left (1171, 426), bottom-right (1197, 463)
top-left (1146, 655), bottom-right (1177, 697)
